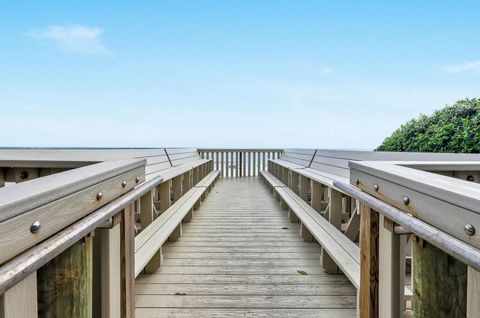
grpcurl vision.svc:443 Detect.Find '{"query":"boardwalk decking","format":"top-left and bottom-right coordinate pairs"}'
top-left (135, 178), bottom-right (357, 317)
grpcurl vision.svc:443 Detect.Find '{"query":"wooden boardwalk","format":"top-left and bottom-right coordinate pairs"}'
top-left (135, 178), bottom-right (357, 317)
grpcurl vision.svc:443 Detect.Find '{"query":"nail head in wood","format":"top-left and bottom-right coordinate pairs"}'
top-left (96, 192), bottom-right (103, 200)
top-left (355, 179), bottom-right (360, 185)
top-left (374, 184), bottom-right (379, 192)
top-left (30, 221), bottom-right (41, 234)
top-left (403, 196), bottom-right (410, 205)
top-left (122, 180), bottom-right (127, 188)
top-left (465, 224), bottom-right (476, 236)
top-left (136, 176), bottom-right (140, 183)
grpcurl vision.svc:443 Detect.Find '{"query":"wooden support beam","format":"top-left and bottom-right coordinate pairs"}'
top-left (140, 190), bottom-right (161, 273)
top-left (182, 171), bottom-right (192, 192)
top-left (413, 238), bottom-right (467, 317)
top-left (379, 215), bottom-right (405, 318)
top-left (300, 222), bottom-right (314, 242)
top-left (311, 181), bottom-right (323, 213)
top-left (93, 223), bottom-right (121, 318)
top-left (0, 272), bottom-right (37, 318)
top-left (288, 208), bottom-right (299, 223)
top-left (172, 175), bottom-right (183, 203)
top-left (194, 198), bottom-right (201, 210)
top-left (344, 207), bottom-right (360, 241)
top-left (169, 223), bottom-right (182, 242)
top-left (299, 175), bottom-right (310, 202)
top-left (183, 208), bottom-right (193, 223)
top-left (321, 187), bottom-right (342, 273)
top-left (38, 234), bottom-right (93, 318)
top-left (359, 203), bottom-right (379, 318)
top-left (120, 205), bottom-right (135, 318)
top-left (0, 169), bottom-right (5, 188)
top-left (158, 181), bottom-right (171, 213)
top-left (288, 171), bottom-right (299, 194)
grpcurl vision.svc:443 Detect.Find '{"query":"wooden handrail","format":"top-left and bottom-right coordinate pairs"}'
top-left (0, 175), bottom-right (163, 295)
top-left (334, 180), bottom-right (480, 271)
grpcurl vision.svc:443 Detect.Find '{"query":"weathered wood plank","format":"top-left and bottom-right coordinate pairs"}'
top-left (135, 178), bottom-right (356, 317)
top-left (121, 205), bottom-right (135, 318)
top-left (135, 294), bottom-right (356, 308)
top-left (0, 166), bottom-right (144, 264)
top-left (0, 272), bottom-right (37, 318)
top-left (136, 308), bottom-right (356, 318)
top-left (359, 203), bottom-right (379, 318)
top-left (38, 236), bottom-right (93, 318)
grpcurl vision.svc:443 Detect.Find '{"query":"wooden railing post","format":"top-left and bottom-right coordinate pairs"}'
top-left (0, 272), bottom-right (37, 318)
top-left (120, 204), bottom-right (135, 318)
top-left (288, 170), bottom-right (299, 194)
top-left (172, 175), bottom-right (183, 203)
top-left (299, 175), bottom-right (309, 202)
top-left (321, 187), bottom-right (342, 273)
top-left (359, 202), bottom-right (379, 318)
top-left (93, 214), bottom-right (121, 318)
top-left (413, 238), bottom-right (467, 317)
top-left (378, 215), bottom-right (405, 318)
top-left (158, 181), bottom-right (171, 213)
top-left (182, 171), bottom-right (192, 192)
top-left (38, 234), bottom-right (94, 318)
top-left (311, 181), bottom-right (323, 213)
top-left (140, 190), bottom-right (161, 273)
top-left (467, 267), bottom-right (480, 317)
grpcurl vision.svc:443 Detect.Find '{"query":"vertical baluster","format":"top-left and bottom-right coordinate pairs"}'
top-left (242, 152), bottom-right (246, 177)
top-left (220, 152), bottom-right (224, 177)
top-left (247, 152), bottom-right (250, 177)
top-left (235, 152), bottom-right (238, 178)
top-left (230, 152), bottom-right (234, 178)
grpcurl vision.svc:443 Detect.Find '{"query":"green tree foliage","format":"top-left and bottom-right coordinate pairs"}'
top-left (376, 98), bottom-right (480, 153)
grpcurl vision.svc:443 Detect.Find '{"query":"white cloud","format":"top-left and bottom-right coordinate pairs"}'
top-left (26, 25), bottom-right (108, 55)
top-left (320, 67), bottom-right (334, 75)
top-left (442, 61), bottom-right (480, 73)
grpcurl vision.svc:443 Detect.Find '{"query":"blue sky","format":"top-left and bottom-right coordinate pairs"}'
top-left (1, 1), bottom-right (479, 149)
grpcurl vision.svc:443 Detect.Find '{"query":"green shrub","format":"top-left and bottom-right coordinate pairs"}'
top-left (376, 98), bottom-right (480, 153)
